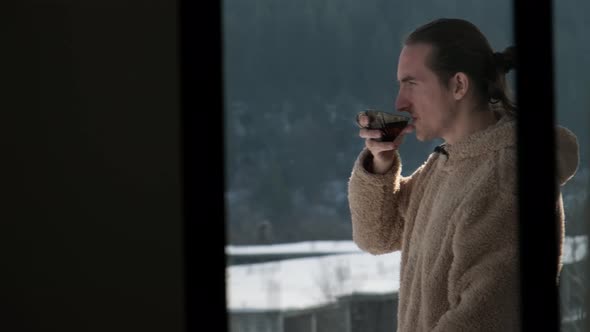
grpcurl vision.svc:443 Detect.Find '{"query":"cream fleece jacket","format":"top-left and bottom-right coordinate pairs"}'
top-left (347, 115), bottom-right (579, 331)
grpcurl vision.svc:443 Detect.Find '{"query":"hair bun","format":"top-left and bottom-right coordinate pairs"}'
top-left (493, 46), bottom-right (516, 74)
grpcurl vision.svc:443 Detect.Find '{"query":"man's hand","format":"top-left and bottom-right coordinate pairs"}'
top-left (358, 114), bottom-right (415, 174)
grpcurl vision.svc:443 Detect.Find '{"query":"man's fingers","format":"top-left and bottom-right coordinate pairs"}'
top-left (366, 138), bottom-right (396, 153)
top-left (359, 128), bottom-right (382, 139)
top-left (357, 115), bottom-right (370, 128)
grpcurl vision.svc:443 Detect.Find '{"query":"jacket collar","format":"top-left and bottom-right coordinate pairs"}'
top-left (437, 113), bottom-right (516, 161)
top-left (434, 112), bottom-right (580, 186)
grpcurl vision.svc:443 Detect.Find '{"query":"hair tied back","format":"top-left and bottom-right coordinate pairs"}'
top-left (493, 46), bottom-right (516, 74)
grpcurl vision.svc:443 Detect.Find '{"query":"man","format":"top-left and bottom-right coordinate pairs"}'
top-left (347, 18), bottom-right (579, 331)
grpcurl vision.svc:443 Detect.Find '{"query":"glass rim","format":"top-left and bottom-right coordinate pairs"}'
top-left (356, 110), bottom-right (410, 128)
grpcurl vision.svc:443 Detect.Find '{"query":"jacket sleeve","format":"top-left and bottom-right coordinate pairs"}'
top-left (432, 151), bottom-right (521, 331)
top-left (347, 148), bottom-right (421, 255)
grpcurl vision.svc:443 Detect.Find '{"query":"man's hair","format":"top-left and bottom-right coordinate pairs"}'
top-left (405, 18), bottom-right (516, 116)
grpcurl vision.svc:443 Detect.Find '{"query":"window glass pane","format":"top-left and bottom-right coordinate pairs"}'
top-left (223, 2), bottom-right (513, 331)
top-left (554, 2), bottom-right (590, 330)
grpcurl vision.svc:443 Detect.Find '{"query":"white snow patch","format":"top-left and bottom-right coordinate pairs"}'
top-left (227, 251), bottom-right (400, 311)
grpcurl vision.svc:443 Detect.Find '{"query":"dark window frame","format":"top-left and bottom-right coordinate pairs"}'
top-left (514, 0), bottom-right (560, 330)
top-left (181, 1), bottom-right (228, 331)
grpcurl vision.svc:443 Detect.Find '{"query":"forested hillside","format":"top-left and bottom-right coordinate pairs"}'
top-left (222, 0), bottom-right (589, 244)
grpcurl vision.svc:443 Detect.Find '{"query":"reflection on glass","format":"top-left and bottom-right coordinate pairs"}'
top-left (554, 1), bottom-right (590, 331)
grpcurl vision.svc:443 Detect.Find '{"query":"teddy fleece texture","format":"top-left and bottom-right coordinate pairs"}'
top-left (347, 114), bottom-right (579, 331)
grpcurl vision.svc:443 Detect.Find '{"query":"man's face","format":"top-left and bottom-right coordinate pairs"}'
top-left (395, 43), bottom-right (456, 142)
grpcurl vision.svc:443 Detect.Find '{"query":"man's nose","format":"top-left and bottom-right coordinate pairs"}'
top-left (395, 94), bottom-right (410, 113)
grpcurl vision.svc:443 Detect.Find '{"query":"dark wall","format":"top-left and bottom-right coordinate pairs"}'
top-left (3, 2), bottom-right (187, 331)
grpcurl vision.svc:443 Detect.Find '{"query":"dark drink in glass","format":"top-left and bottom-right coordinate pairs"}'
top-left (356, 110), bottom-right (410, 142)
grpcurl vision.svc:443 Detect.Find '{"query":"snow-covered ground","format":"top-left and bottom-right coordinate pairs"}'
top-left (563, 235), bottom-right (587, 264)
top-left (227, 250), bottom-right (401, 311)
top-left (226, 240), bottom-right (362, 256)
top-left (227, 236), bottom-right (587, 312)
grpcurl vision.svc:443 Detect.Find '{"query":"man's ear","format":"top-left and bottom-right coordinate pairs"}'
top-left (450, 72), bottom-right (469, 100)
